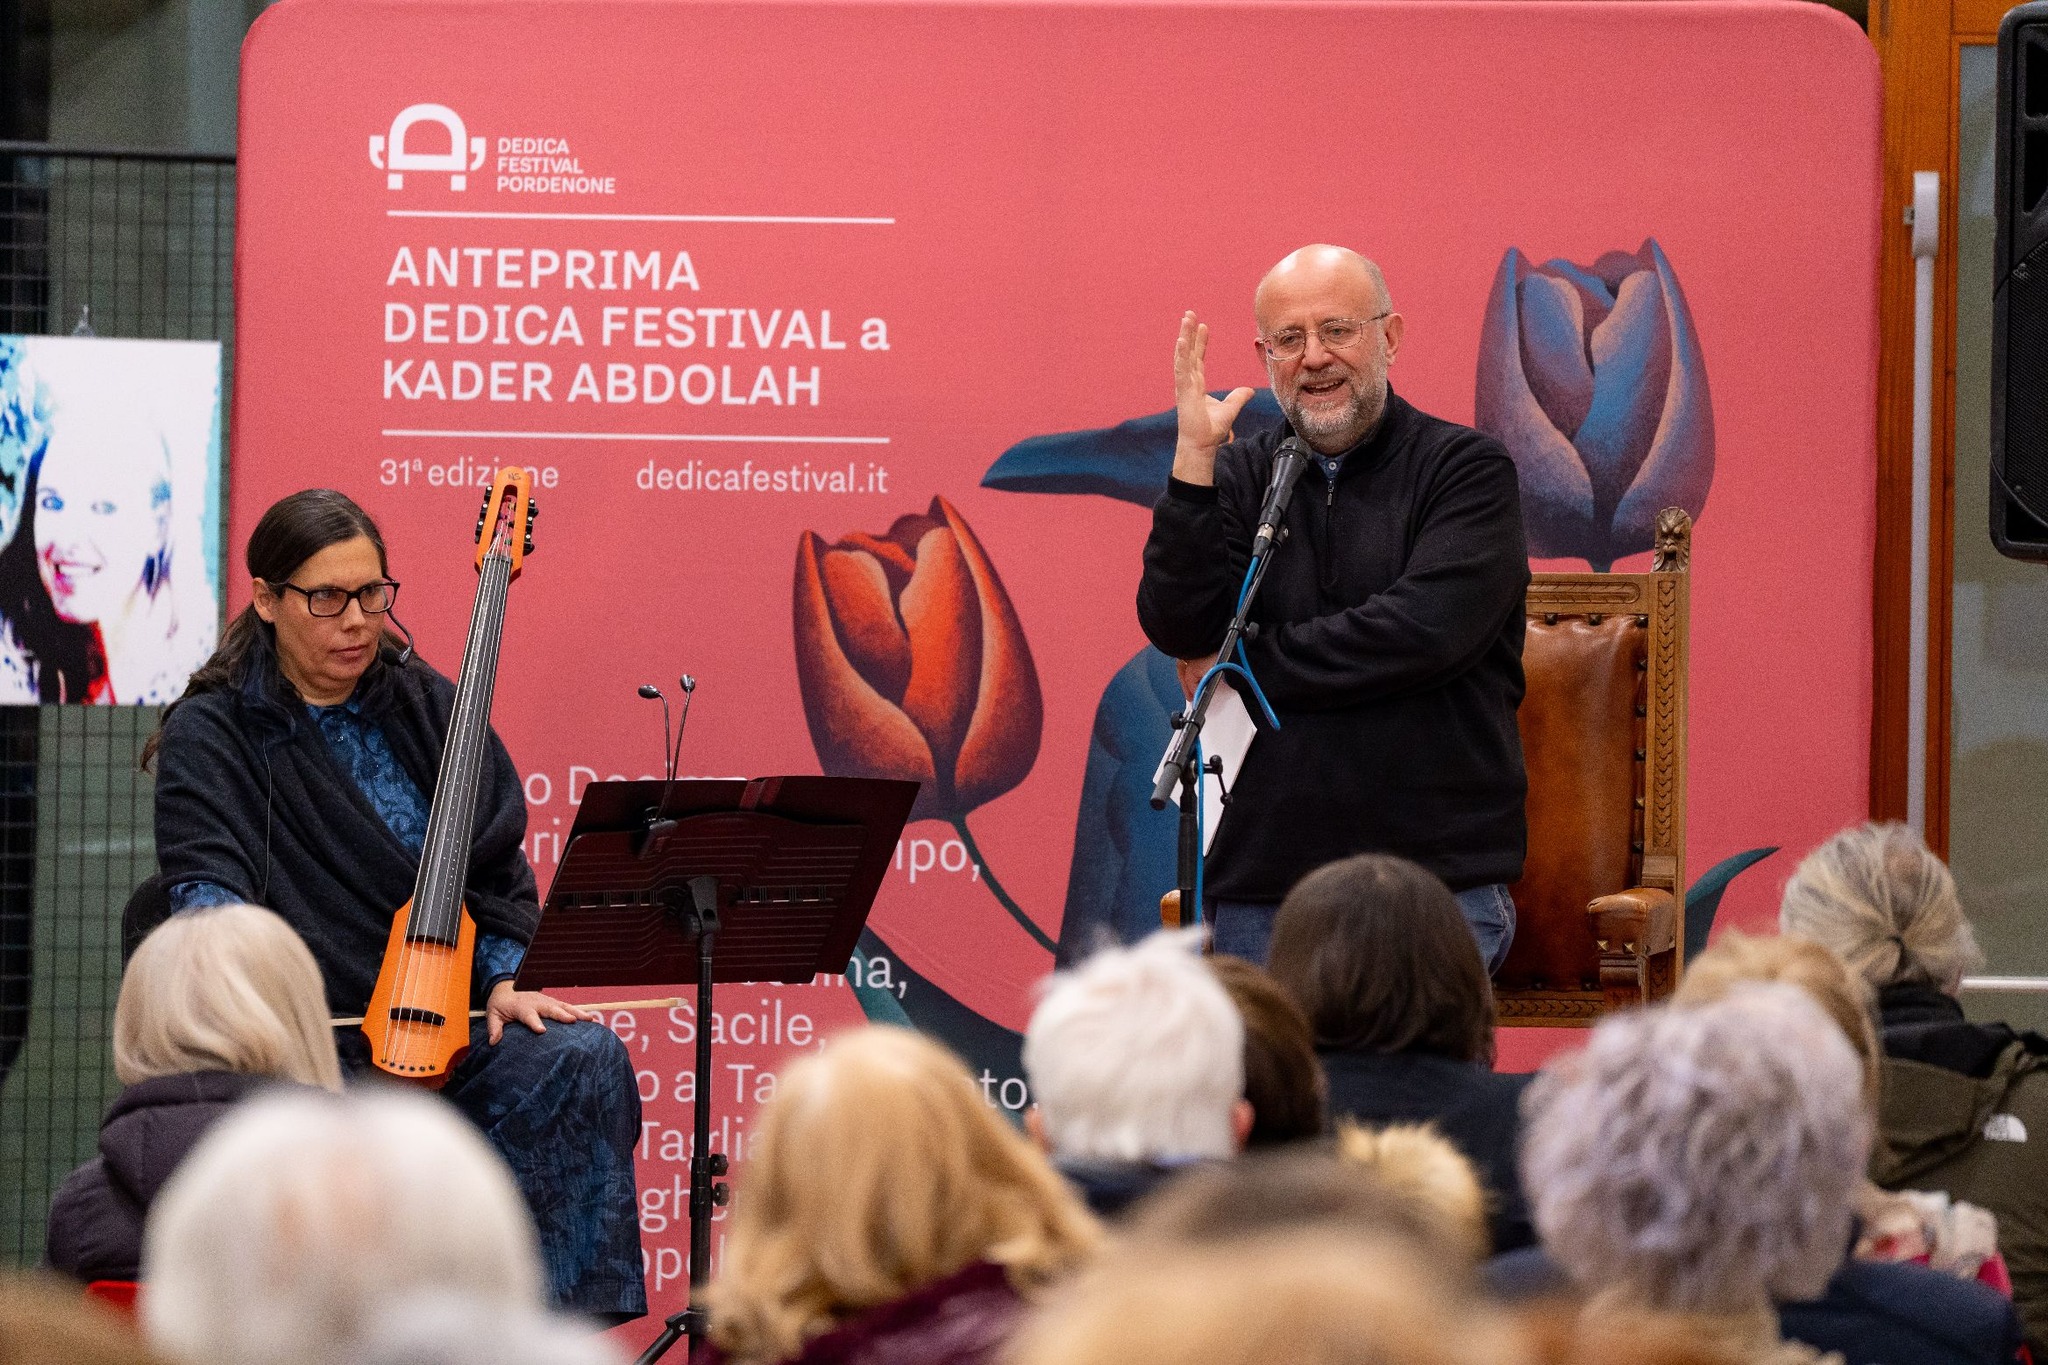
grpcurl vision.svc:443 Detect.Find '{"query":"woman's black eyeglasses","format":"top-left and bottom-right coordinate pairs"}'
top-left (270, 579), bottom-right (401, 618)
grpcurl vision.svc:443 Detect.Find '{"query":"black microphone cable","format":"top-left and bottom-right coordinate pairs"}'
top-left (386, 608), bottom-right (419, 665)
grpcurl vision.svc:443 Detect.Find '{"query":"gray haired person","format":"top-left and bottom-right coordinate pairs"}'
top-left (1520, 984), bottom-right (1867, 1365)
top-left (1783, 821), bottom-right (2048, 1355)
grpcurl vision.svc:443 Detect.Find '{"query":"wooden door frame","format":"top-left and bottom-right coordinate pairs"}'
top-left (1872, 0), bottom-right (2007, 853)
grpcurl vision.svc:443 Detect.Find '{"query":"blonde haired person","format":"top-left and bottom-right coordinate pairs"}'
top-left (1781, 822), bottom-right (2048, 1355)
top-left (1335, 1121), bottom-right (1490, 1263)
top-left (1008, 1227), bottom-right (1510, 1365)
top-left (1779, 822), bottom-right (1984, 993)
top-left (703, 1026), bottom-right (1098, 1365)
top-left (143, 1088), bottom-right (545, 1365)
top-left (45, 902), bottom-right (339, 1286)
top-left (1677, 932), bottom-right (2002, 1286)
top-left (0, 1272), bottom-right (171, 1365)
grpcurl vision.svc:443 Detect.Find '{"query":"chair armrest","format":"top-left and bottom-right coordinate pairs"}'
top-left (1161, 889), bottom-right (1184, 929)
top-left (1587, 887), bottom-right (1677, 957)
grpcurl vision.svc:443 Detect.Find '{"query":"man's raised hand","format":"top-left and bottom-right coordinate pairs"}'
top-left (1173, 311), bottom-right (1256, 487)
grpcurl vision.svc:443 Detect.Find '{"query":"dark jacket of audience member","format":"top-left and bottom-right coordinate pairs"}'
top-left (707, 1260), bottom-right (1022, 1365)
top-left (1321, 1052), bottom-right (1532, 1250)
top-left (1266, 854), bottom-right (1534, 1252)
top-left (1874, 980), bottom-right (2048, 1352)
top-left (1052, 1157), bottom-right (1215, 1220)
top-left (45, 902), bottom-right (341, 1286)
top-left (1487, 1244), bottom-right (2024, 1365)
top-left (46, 1072), bottom-right (267, 1282)
top-left (1207, 956), bottom-right (1325, 1148)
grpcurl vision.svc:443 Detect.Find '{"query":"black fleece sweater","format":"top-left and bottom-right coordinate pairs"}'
top-left (1136, 390), bottom-right (1528, 902)
top-left (152, 632), bottom-right (540, 1017)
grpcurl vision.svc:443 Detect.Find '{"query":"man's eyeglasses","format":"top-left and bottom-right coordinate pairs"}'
top-left (1257, 312), bottom-right (1391, 362)
top-left (272, 579), bottom-right (401, 618)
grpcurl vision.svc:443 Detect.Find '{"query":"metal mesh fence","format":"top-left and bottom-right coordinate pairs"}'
top-left (0, 144), bottom-right (234, 1266)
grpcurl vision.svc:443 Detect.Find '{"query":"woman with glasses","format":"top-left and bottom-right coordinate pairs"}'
top-left (142, 488), bottom-right (646, 1325)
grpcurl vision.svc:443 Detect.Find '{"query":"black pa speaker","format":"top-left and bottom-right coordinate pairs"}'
top-left (1994, 3), bottom-right (2048, 558)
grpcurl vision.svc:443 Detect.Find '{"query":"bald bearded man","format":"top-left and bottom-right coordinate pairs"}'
top-left (1137, 246), bottom-right (1528, 970)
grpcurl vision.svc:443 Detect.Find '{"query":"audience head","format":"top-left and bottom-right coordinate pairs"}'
top-left (1123, 1147), bottom-right (1475, 1275)
top-left (142, 1089), bottom-right (543, 1365)
top-left (1023, 929), bottom-right (1249, 1162)
top-left (1007, 1226), bottom-right (1504, 1365)
top-left (0, 1274), bottom-right (167, 1365)
top-left (1676, 930), bottom-right (1881, 1107)
top-left (707, 1025), bottom-right (1097, 1364)
top-left (338, 1296), bottom-right (621, 1365)
top-left (1521, 984), bottom-right (1870, 1315)
top-left (115, 903), bottom-right (341, 1091)
top-left (1515, 1306), bottom-right (1749, 1365)
top-left (1206, 956), bottom-right (1325, 1147)
top-left (1267, 854), bottom-right (1493, 1064)
top-left (1778, 821), bottom-right (1982, 993)
top-left (1334, 1122), bottom-right (1490, 1262)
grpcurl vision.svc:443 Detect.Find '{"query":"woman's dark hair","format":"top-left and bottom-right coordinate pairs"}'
top-left (1208, 955), bottom-right (1326, 1147)
top-left (0, 454), bottom-right (99, 701)
top-left (1266, 855), bottom-right (1495, 1065)
top-left (141, 490), bottom-right (395, 768)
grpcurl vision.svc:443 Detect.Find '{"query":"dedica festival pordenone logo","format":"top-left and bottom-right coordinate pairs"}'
top-left (369, 103), bottom-right (486, 191)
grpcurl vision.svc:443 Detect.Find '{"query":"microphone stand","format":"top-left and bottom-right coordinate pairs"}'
top-left (1148, 448), bottom-right (1304, 923)
top-left (633, 873), bottom-right (727, 1365)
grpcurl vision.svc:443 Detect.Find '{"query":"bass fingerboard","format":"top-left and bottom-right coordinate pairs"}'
top-left (407, 504), bottom-right (517, 945)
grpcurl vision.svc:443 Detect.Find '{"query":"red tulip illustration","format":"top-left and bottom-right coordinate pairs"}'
top-left (793, 495), bottom-right (1050, 951)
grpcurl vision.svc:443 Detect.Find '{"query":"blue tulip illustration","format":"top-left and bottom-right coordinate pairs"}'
top-left (1475, 240), bottom-right (1713, 571)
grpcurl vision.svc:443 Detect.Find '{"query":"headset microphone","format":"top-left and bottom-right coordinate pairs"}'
top-left (387, 609), bottom-right (419, 665)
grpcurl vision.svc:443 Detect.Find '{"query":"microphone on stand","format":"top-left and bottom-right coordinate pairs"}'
top-left (1251, 436), bottom-right (1312, 561)
top-left (636, 682), bottom-right (682, 843)
top-left (670, 676), bottom-right (697, 780)
top-left (636, 676), bottom-right (699, 842)
top-left (637, 684), bottom-right (675, 782)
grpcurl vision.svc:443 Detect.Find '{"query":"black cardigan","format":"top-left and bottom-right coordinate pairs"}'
top-left (152, 631), bottom-right (539, 1016)
top-left (1136, 390), bottom-right (1528, 901)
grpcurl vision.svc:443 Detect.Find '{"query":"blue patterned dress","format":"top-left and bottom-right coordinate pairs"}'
top-left (170, 697), bottom-right (646, 1320)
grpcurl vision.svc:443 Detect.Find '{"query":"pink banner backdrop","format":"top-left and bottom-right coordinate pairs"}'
top-left (236, 0), bottom-right (1881, 1326)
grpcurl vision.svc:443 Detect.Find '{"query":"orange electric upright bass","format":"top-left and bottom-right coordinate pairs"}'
top-left (361, 468), bottom-right (536, 1084)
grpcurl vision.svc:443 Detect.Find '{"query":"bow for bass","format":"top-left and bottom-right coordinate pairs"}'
top-left (361, 468), bottom-right (536, 1084)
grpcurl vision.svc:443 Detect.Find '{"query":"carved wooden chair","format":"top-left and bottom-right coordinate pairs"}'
top-left (1494, 508), bottom-right (1691, 1026)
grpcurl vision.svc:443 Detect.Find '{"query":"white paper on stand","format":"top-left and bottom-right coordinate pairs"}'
top-left (1197, 684), bottom-right (1257, 856)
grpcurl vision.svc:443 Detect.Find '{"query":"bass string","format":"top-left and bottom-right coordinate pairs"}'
top-left (390, 528), bottom-right (517, 1068)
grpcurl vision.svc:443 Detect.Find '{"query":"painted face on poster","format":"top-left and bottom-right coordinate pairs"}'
top-left (0, 336), bottom-right (223, 704)
top-left (36, 414), bottom-right (172, 628)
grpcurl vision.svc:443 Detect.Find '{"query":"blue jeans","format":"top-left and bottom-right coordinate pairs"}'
top-left (1210, 882), bottom-right (1517, 975)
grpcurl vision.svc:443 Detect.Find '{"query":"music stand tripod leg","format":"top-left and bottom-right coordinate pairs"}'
top-left (635, 875), bottom-right (728, 1365)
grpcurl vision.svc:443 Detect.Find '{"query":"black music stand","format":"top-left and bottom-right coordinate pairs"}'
top-left (515, 775), bottom-right (917, 1364)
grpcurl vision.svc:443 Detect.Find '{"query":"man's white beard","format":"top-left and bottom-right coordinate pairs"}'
top-left (1286, 381), bottom-right (1384, 451)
